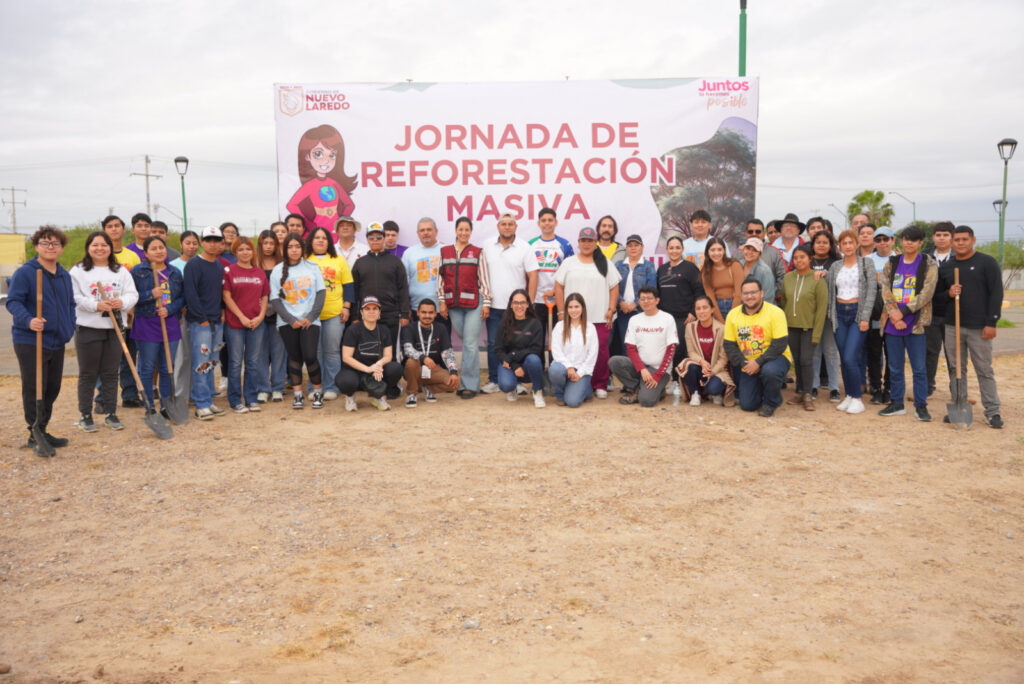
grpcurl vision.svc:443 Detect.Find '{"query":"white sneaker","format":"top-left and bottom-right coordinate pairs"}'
top-left (247, 402), bottom-right (261, 412)
top-left (506, 391), bottom-right (518, 402)
top-left (516, 383), bottom-right (528, 395)
top-left (846, 398), bottom-right (866, 414)
top-left (423, 387), bottom-right (437, 402)
top-left (481, 382), bottom-right (501, 394)
top-left (345, 396), bottom-right (357, 412)
top-left (405, 394), bottom-right (418, 408)
top-left (369, 396), bottom-right (391, 411)
top-left (232, 404), bottom-right (248, 413)
top-left (195, 407), bottom-right (214, 420)
top-left (323, 390), bottom-right (338, 401)
top-left (666, 380), bottom-right (679, 397)
top-left (271, 391), bottom-right (284, 402)
top-left (689, 392), bottom-right (701, 406)
top-left (257, 391), bottom-right (269, 403)
top-left (711, 394), bottom-right (723, 405)
top-left (595, 389), bottom-right (608, 399)
top-left (218, 377), bottom-right (228, 391)
top-left (533, 391), bottom-right (546, 408)
top-left (836, 396), bottom-right (853, 412)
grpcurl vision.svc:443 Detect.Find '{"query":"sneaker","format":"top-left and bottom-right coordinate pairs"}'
top-left (323, 390), bottom-right (338, 401)
top-left (369, 396), bottom-right (391, 411)
top-left (711, 394), bottom-right (723, 405)
top-left (218, 377), bottom-right (228, 391)
top-left (195, 407), bottom-right (214, 421)
top-left (516, 383), bottom-right (528, 395)
top-left (506, 391), bottom-right (518, 402)
top-left (345, 396), bottom-right (358, 412)
top-left (93, 400), bottom-right (105, 416)
top-left (689, 392), bottom-right (701, 406)
top-left (836, 396), bottom-right (853, 412)
top-left (915, 405), bottom-right (931, 422)
top-left (987, 414), bottom-right (1004, 429)
top-left (105, 414), bottom-right (125, 430)
top-left (943, 415), bottom-right (951, 424)
top-left (481, 382), bottom-right (501, 394)
top-left (292, 394), bottom-right (304, 410)
top-left (159, 408), bottom-right (170, 421)
top-left (829, 390), bottom-right (841, 403)
top-left (666, 380), bottom-right (679, 397)
top-left (247, 402), bottom-right (261, 412)
top-left (619, 392), bottom-right (638, 405)
top-left (405, 394), bottom-right (418, 408)
top-left (232, 404), bottom-right (249, 414)
top-left (424, 387), bottom-right (437, 403)
top-left (385, 387), bottom-right (401, 400)
top-left (878, 402), bottom-right (906, 417)
top-left (810, 388), bottom-right (818, 400)
top-left (846, 398), bottom-right (866, 414)
top-left (271, 391), bottom-right (284, 402)
top-left (311, 391), bottom-right (324, 409)
top-left (869, 391), bottom-right (885, 405)
top-left (533, 391), bottom-right (546, 408)
top-left (77, 415), bottom-right (99, 433)
top-left (757, 405), bottom-right (776, 417)
top-left (121, 397), bottom-right (144, 409)
top-left (257, 392), bottom-right (269, 403)
top-left (881, 391), bottom-right (891, 404)
top-left (595, 389), bottom-right (608, 399)
top-left (209, 404), bottom-right (225, 416)
top-left (43, 432), bottom-right (69, 448)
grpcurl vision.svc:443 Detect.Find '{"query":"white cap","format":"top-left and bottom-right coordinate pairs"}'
top-left (201, 226), bottom-right (223, 240)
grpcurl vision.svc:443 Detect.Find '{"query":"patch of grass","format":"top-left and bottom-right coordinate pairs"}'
top-left (996, 318), bottom-right (1016, 328)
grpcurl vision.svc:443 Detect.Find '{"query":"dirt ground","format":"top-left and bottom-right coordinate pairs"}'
top-left (1, 356), bottom-right (1023, 683)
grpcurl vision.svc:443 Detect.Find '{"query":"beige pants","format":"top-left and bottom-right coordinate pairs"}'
top-left (404, 359), bottom-right (454, 394)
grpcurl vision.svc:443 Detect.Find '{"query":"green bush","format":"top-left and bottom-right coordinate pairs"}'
top-left (25, 225), bottom-right (182, 268)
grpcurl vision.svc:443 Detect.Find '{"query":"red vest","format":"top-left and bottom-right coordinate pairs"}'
top-left (439, 244), bottom-right (482, 309)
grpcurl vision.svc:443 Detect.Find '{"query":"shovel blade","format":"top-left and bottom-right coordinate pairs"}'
top-left (946, 379), bottom-right (973, 427)
top-left (143, 409), bottom-right (174, 440)
top-left (163, 395), bottom-right (190, 425)
top-left (30, 426), bottom-right (56, 458)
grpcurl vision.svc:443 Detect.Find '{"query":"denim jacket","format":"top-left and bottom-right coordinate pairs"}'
top-left (615, 258), bottom-right (658, 304)
top-left (131, 262), bottom-right (185, 319)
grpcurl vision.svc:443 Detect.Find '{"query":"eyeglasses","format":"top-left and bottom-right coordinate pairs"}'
top-left (510, 300), bottom-right (529, 307)
top-left (37, 240), bottom-right (61, 248)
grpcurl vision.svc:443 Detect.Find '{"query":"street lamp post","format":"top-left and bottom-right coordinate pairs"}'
top-left (174, 156), bottom-right (189, 232)
top-left (889, 191), bottom-right (916, 224)
top-left (996, 138), bottom-right (1017, 272)
top-left (738, 0), bottom-right (748, 77)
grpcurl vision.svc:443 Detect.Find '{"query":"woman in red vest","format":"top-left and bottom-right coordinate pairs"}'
top-left (437, 216), bottom-right (492, 398)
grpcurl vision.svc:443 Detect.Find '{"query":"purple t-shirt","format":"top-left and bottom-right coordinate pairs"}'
top-left (884, 255), bottom-right (921, 337)
top-left (126, 242), bottom-right (146, 261)
top-left (131, 267), bottom-right (182, 343)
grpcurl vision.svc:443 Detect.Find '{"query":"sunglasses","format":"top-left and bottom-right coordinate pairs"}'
top-left (746, 229), bottom-right (763, 235)
top-left (874, 236), bottom-right (892, 242)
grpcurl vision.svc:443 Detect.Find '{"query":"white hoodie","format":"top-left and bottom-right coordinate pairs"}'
top-left (69, 263), bottom-right (139, 329)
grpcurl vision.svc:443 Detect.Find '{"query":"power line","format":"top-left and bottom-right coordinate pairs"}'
top-left (1, 187), bottom-right (27, 233)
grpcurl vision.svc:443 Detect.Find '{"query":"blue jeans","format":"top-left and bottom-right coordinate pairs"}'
top-left (548, 361), bottom-right (593, 407)
top-left (485, 307), bottom-right (505, 384)
top-left (497, 353), bottom-right (544, 393)
top-left (257, 320), bottom-right (287, 393)
top-left (813, 318), bottom-right (840, 392)
top-left (136, 338), bottom-right (178, 406)
top-left (717, 298), bottom-right (733, 318)
top-left (735, 355), bottom-right (790, 411)
top-left (188, 320), bottom-right (223, 409)
top-left (312, 316), bottom-right (344, 394)
top-left (683, 364), bottom-right (726, 396)
top-left (886, 332), bottom-right (927, 407)
top-left (448, 304), bottom-right (483, 392)
top-left (225, 326), bottom-right (263, 407)
top-left (834, 302), bottom-right (867, 399)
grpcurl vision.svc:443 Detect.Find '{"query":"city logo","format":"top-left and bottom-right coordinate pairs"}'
top-left (279, 86), bottom-right (304, 117)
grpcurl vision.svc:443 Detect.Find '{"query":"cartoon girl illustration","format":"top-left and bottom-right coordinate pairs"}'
top-left (286, 124), bottom-right (358, 240)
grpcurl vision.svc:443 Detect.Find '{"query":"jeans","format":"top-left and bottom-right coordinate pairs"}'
top-left (448, 304), bottom-right (483, 392)
top-left (683, 364), bottom-right (726, 397)
top-left (548, 361), bottom-right (593, 407)
top-left (314, 316), bottom-right (344, 394)
top-left (834, 302), bottom-right (867, 399)
top-left (497, 353), bottom-right (544, 393)
top-left (257, 320), bottom-right (287, 393)
top-left (944, 325), bottom-right (1001, 418)
top-left (735, 355), bottom-right (790, 412)
top-left (612, 308), bottom-right (639, 357)
top-left (864, 326), bottom-right (889, 393)
top-left (608, 356), bottom-right (672, 407)
top-left (188, 320), bottom-right (223, 409)
top-left (886, 332), bottom-right (927, 407)
top-left (717, 298), bottom-right (733, 318)
top-left (137, 338), bottom-right (179, 406)
top-left (225, 326), bottom-right (263, 406)
top-left (485, 307), bottom-right (505, 384)
top-left (812, 318), bottom-right (840, 392)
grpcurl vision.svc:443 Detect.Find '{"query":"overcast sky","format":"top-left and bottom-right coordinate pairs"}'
top-left (1, 0), bottom-right (1021, 242)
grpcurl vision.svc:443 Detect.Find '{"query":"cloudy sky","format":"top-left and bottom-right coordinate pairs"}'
top-left (1, 0), bottom-right (1021, 242)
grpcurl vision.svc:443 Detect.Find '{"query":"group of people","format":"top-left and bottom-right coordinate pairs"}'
top-left (6, 206), bottom-right (1007, 452)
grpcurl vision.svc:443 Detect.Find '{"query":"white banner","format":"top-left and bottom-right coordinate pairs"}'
top-left (275, 79), bottom-right (758, 252)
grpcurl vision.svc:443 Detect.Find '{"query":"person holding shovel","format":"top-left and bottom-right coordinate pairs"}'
top-left (6, 227), bottom-right (76, 452)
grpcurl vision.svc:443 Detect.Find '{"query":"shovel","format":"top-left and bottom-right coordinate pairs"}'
top-left (30, 269), bottom-right (56, 458)
top-left (945, 267), bottom-right (973, 429)
top-left (156, 270), bottom-right (188, 425)
top-left (98, 284), bottom-right (173, 440)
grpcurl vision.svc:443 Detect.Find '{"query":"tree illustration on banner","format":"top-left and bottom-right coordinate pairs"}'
top-left (651, 122), bottom-right (756, 251)
top-left (847, 190), bottom-right (895, 228)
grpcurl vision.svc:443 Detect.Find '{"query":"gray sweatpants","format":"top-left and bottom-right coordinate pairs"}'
top-left (943, 325), bottom-right (1001, 418)
top-left (608, 355), bottom-right (672, 407)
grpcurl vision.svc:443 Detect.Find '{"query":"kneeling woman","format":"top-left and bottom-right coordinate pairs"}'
top-left (270, 233), bottom-right (326, 409)
top-left (494, 289), bottom-right (546, 407)
top-left (677, 295), bottom-right (736, 407)
top-left (131, 236), bottom-right (184, 418)
top-left (549, 293), bottom-right (598, 407)
top-left (338, 296), bottom-right (403, 411)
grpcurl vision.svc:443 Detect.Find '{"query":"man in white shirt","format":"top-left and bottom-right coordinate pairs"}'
top-left (682, 209), bottom-right (729, 267)
top-left (608, 286), bottom-right (678, 407)
top-left (336, 216), bottom-right (369, 265)
top-left (480, 214), bottom-right (540, 393)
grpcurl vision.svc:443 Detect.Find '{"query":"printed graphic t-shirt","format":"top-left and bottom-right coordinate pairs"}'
top-left (223, 263), bottom-right (270, 329)
top-left (269, 259), bottom-right (326, 328)
top-left (724, 302), bottom-right (793, 364)
top-left (884, 254), bottom-right (920, 337)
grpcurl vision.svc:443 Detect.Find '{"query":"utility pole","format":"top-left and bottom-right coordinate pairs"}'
top-left (1, 187), bottom-right (27, 233)
top-left (129, 155), bottom-right (162, 216)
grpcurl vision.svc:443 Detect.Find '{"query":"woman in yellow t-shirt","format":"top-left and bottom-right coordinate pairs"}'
top-left (304, 227), bottom-right (354, 399)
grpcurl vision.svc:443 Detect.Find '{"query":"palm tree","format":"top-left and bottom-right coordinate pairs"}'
top-left (847, 190), bottom-right (895, 227)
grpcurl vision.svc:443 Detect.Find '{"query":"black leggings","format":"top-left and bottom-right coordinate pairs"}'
top-left (75, 326), bottom-right (123, 415)
top-left (14, 343), bottom-right (65, 431)
top-left (789, 327), bottom-right (815, 394)
top-left (278, 325), bottom-right (321, 388)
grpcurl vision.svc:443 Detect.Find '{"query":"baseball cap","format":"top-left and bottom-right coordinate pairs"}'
top-left (360, 296), bottom-right (381, 309)
top-left (874, 226), bottom-right (895, 239)
top-left (742, 237), bottom-right (764, 252)
top-left (365, 221), bottom-right (385, 236)
top-left (625, 234), bottom-right (644, 245)
top-left (201, 226), bottom-right (223, 240)
top-left (578, 227), bottom-right (597, 240)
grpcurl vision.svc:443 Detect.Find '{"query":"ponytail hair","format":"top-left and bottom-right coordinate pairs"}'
top-left (592, 242), bottom-right (608, 277)
top-left (279, 233), bottom-right (304, 298)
